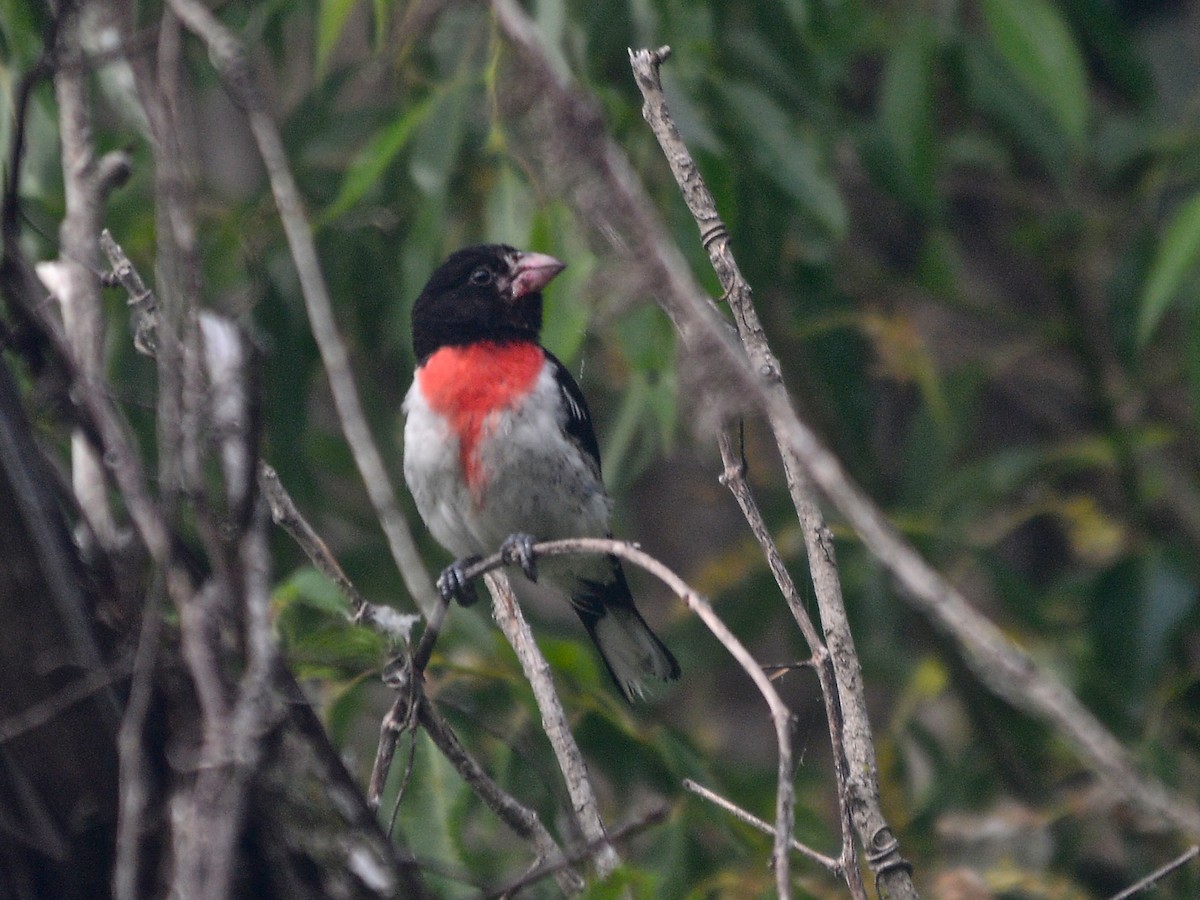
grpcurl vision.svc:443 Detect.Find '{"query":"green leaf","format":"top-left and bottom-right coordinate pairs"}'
top-left (274, 566), bottom-right (350, 616)
top-left (315, 0), bottom-right (359, 80)
top-left (958, 35), bottom-right (1072, 174)
top-left (981, 0), bottom-right (1089, 145)
top-left (0, 0), bottom-right (46, 67)
top-left (370, 0), bottom-right (392, 51)
top-left (1139, 191), bottom-right (1200, 344)
top-left (390, 732), bottom-right (472, 896)
top-left (879, 23), bottom-right (937, 203)
top-left (319, 93), bottom-right (437, 223)
top-left (716, 81), bottom-right (847, 240)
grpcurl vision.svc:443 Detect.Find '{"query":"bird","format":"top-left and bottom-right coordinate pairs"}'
top-left (402, 244), bottom-right (680, 702)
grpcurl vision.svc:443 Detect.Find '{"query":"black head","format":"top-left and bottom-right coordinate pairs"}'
top-left (411, 244), bottom-right (566, 362)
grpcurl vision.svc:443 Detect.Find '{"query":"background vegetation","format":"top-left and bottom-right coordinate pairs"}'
top-left (5, 0), bottom-right (1200, 895)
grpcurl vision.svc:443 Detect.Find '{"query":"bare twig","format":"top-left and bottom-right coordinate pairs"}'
top-left (482, 806), bottom-right (668, 899)
top-left (450, 536), bottom-right (799, 895)
top-left (145, 5), bottom-right (203, 521)
top-left (1107, 845), bottom-right (1200, 900)
top-left (113, 582), bottom-right (164, 900)
top-left (384, 729), bottom-right (419, 838)
top-left (369, 647), bottom-right (584, 893)
top-left (417, 692), bottom-right (584, 895)
top-left (717, 432), bottom-right (867, 899)
top-left (167, 0), bottom-right (439, 618)
top-left (99, 229), bottom-right (157, 357)
top-left (259, 462), bottom-right (421, 641)
top-left (629, 46), bottom-right (907, 895)
top-left (49, 1), bottom-right (131, 550)
top-left (0, 659), bottom-right (131, 744)
top-left (484, 570), bottom-right (623, 879)
top-left (368, 684), bottom-right (417, 809)
top-left (682, 779), bottom-right (842, 875)
top-left (638, 43), bottom-right (1200, 842)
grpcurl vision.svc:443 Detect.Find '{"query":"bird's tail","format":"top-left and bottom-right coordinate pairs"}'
top-left (572, 558), bottom-right (680, 703)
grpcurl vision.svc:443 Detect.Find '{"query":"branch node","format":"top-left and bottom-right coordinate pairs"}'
top-left (866, 826), bottom-right (913, 893)
top-left (700, 222), bottom-right (727, 253)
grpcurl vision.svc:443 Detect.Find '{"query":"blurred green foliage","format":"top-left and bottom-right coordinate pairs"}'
top-left (6, 0), bottom-right (1200, 895)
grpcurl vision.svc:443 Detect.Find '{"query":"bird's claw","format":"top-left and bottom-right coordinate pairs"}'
top-left (437, 557), bottom-right (480, 606)
top-left (500, 532), bottom-right (539, 583)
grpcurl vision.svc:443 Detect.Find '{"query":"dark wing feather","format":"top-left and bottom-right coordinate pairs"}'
top-left (543, 350), bottom-right (602, 474)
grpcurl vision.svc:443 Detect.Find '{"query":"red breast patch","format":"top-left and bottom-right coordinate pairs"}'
top-left (417, 341), bottom-right (544, 498)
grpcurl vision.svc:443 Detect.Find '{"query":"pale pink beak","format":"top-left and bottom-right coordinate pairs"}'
top-left (509, 251), bottom-right (565, 299)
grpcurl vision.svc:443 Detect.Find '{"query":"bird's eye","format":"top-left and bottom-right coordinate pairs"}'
top-left (469, 268), bottom-right (493, 286)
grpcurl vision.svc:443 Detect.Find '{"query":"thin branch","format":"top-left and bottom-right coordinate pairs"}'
top-left (482, 806), bottom-right (668, 899)
top-left (259, 462), bottom-right (421, 642)
top-left (484, 570), bottom-right (623, 879)
top-left (1108, 845), bottom-right (1199, 900)
top-left (167, 0), bottom-right (439, 618)
top-left (4, 229), bottom-right (183, 586)
top-left (682, 779), bottom-right (842, 876)
top-left (252, 453), bottom-right (580, 890)
top-left (368, 684), bottom-right (417, 809)
top-left (2, 21), bottom-right (55, 230)
top-left (0, 659), bottom-right (131, 744)
top-left (50, 1), bottom-right (131, 550)
top-left (417, 692), bottom-right (584, 895)
top-left (99, 229), bottom-right (157, 357)
top-left (619, 45), bottom-right (1200, 846)
top-left (113, 581), bottom-right (164, 900)
top-left (454, 536), bottom-right (799, 895)
top-left (717, 431), bottom-right (866, 899)
top-left (628, 45), bottom-right (909, 897)
top-left (368, 650), bottom-right (584, 893)
top-left (101, 233), bottom-right (425, 650)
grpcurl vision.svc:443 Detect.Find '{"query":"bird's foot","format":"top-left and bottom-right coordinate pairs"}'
top-left (500, 532), bottom-right (539, 583)
top-left (437, 557), bottom-right (480, 606)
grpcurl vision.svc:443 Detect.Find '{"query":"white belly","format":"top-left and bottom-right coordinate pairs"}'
top-left (403, 364), bottom-right (613, 571)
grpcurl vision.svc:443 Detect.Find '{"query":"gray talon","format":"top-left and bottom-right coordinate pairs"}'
top-left (500, 532), bottom-right (538, 583)
top-left (437, 558), bottom-right (480, 606)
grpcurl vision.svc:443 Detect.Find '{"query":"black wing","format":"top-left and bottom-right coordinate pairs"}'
top-left (543, 350), bottom-right (602, 473)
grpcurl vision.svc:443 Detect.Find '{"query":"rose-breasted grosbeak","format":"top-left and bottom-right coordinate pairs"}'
top-left (403, 244), bottom-right (680, 702)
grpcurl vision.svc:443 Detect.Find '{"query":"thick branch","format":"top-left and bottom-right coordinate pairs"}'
top-left (630, 46), bottom-right (911, 895)
top-left (50, 2), bottom-right (130, 549)
top-left (167, 0), bottom-right (439, 618)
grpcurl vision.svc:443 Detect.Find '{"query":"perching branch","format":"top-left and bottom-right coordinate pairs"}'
top-left (255, 421), bottom-right (583, 890)
top-left (484, 570), bottom-right (624, 879)
top-left (443, 535), bottom-right (802, 894)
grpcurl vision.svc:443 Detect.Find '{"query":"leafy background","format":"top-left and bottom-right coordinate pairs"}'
top-left (5, 0), bottom-right (1200, 895)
